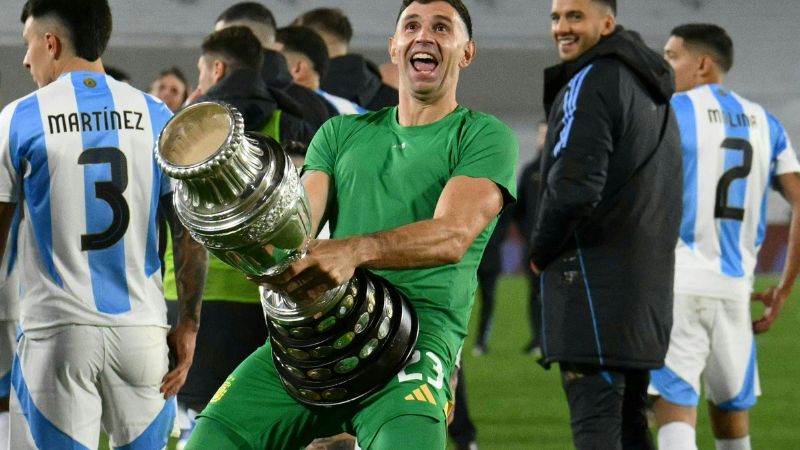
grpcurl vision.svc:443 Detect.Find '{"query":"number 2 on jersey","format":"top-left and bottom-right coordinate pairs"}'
top-left (78, 147), bottom-right (130, 251)
top-left (715, 137), bottom-right (753, 221)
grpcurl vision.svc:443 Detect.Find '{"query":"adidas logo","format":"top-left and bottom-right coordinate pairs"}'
top-left (404, 383), bottom-right (437, 405)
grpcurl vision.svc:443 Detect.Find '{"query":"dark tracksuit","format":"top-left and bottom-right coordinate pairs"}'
top-left (529, 27), bottom-right (682, 450)
top-left (321, 54), bottom-right (399, 111)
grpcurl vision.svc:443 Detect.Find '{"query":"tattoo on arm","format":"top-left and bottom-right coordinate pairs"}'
top-left (161, 195), bottom-right (207, 328)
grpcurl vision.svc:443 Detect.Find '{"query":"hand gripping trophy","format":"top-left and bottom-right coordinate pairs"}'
top-left (155, 102), bottom-right (418, 406)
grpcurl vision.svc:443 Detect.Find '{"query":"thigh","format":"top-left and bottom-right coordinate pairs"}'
top-left (648, 293), bottom-right (712, 406)
top-left (352, 334), bottom-right (453, 450)
top-left (188, 342), bottom-right (348, 450)
top-left (368, 414), bottom-right (446, 450)
top-left (0, 320), bottom-right (16, 399)
top-left (705, 298), bottom-right (759, 410)
top-left (100, 326), bottom-right (175, 449)
top-left (561, 363), bottom-right (625, 450)
top-left (11, 326), bottom-right (103, 450)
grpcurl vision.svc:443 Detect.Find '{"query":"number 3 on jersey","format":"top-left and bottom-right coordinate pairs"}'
top-left (715, 137), bottom-right (753, 221)
top-left (78, 147), bottom-right (130, 251)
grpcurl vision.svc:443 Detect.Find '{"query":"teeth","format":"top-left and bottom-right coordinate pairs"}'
top-left (412, 53), bottom-right (435, 61)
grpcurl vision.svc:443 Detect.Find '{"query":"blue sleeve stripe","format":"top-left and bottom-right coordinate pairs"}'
top-left (11, 356), bottom-right (91, 450)
top-left (672, 94), bottom-right (698, 249)
top-left (11, 96), bottom-right (63, 287)
top-left (553, 64), bottom-right (594, 157)
top-left (711, 86), bottom-right (748, 277)
top-left (144, 95), bottom-right (170, 278)
top-left (72, 73), bottom-right (131, 314)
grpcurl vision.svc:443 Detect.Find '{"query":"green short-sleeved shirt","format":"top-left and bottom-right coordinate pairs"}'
top-left (304, 106), bottom-right (518, 360)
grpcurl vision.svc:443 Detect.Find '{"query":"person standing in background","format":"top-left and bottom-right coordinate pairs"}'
top-left (650, 23), bottom-right (800, 450)
top-left (529, 0), bottom-right (682, 448)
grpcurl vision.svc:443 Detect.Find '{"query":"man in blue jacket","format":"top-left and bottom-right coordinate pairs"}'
top-left (529, 0), bottom-right (682, 448)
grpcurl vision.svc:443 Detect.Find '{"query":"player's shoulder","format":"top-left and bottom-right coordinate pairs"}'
top-left (457, 107), bottom-right (516, 138)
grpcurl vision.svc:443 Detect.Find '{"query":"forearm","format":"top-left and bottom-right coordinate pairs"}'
top-left (161, 196), bottom-right (207, 328)
top-left (171, 222), bottom-right (207, 328)
top-left (778, 203), bottom-right (800, 293)
top-left (345, 217), bottom-right (478, 270)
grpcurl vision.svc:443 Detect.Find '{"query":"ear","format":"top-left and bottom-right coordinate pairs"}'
top-left (697, 54), bottom-right (715, 78)
top-left (388, 37), bottom-right (399, 65)
top-left (601, 13), bottom-right (616, 36)
top-left (212, 60), bottom-right (226, 83)
top-left (459, 40), bottom-right (476, 69)
top-left (44, 32), bottom-right (62, 59)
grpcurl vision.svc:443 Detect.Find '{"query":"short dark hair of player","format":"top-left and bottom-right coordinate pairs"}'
top-left (201, 26), bottom-right (264, 72)
top-left (276, 26), bottom-right (330, 81)
top-left (216, 2), bottom-right (276, 30)
top-left (294, 8), bottom-right (353, 45)
top-left (671, 23), bottom-right (734, 73)
top-left (20, 0), bottom-right (112, 62)
top-left (104, 65), bottom-right (129, 82)
top-left (591, 0), bottom-right (617, 15)
top-left (396, 0), bottom-right (473, 39)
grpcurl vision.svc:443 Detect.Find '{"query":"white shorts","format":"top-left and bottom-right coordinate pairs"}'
top-left (649, 293), bottom-right (760, 411)
top-left (9, 325), bottom-right (176, 449)
top-left (0, 320), bottom-right (15, 398)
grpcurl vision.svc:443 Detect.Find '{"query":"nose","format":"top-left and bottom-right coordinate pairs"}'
top-left (23, 51), bottom-right (30, 69)
top-left (414, 25), bottom-right (434, 44)
top-left (552, 17), bottom-right (570, 35)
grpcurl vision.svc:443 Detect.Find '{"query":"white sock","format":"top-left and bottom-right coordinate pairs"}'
top-left (715, 436), bottom-right (751, 450)
top-left (0, 411), bottom-right (9, 450)
top-left (658, 421), bottom-right (697, 450)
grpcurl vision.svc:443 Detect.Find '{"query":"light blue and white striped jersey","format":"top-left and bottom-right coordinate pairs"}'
top-left (0, 71), bottom-right (173, 336)
top-left (673, 84), bottom-right (800, 301)
top-left (315, 89), bottom-right (369, 115)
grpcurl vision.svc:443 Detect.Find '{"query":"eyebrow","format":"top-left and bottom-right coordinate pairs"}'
top-left (402, 13), bottom-right (455, 25)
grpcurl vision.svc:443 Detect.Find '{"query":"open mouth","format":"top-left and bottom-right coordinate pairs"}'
top-left (557, 35), bottom-right (578, 51)
top-left (410, 52), bottom-right (439, 74)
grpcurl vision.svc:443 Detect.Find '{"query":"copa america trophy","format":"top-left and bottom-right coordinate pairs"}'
top-left (155, 102), bottom-right (418, 407)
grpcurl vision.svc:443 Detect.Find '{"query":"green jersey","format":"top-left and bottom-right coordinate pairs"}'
top-left (304, 106), bottom-right (518, 360)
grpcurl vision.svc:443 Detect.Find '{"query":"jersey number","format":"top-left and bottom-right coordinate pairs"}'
top-left (78, 147), bottom-right (130, 251)
top-left (714, 137), bottom-right (753, 221)
top-left (397, 350), bottom-right (445, 390)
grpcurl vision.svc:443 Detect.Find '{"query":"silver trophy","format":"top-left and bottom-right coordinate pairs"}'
top-left (156, 102), bottom-right (418, 406)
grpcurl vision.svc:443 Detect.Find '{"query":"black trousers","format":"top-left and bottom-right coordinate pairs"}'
top-left (475, 270), bottom-right (500, 347)
top-left (559, 363), bottom-right (655, 450)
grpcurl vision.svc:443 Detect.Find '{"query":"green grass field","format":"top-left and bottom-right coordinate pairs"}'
top-left (448, 274), bottom-right (800, 449)
top-left (98, 275), bottom-right (796, 449)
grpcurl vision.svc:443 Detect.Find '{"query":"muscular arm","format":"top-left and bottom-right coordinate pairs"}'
top-left (159, 194), bottom-right (208, 398)
top-left (267, 175), bottom-right (505, 301)
top-left (752, 172), bottom-right (800, 333)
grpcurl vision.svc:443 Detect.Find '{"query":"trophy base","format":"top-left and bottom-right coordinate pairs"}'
top-left (268, 270), bottom-right (419, 407)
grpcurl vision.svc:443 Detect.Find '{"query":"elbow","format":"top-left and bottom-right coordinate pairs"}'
top-left (440, 230), bottom-right (473, 265)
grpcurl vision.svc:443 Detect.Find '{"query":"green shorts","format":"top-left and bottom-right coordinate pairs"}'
top-left (187, 332), bottom-right (456, 450)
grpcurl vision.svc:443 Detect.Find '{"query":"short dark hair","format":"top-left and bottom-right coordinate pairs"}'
top-left (396, 0), bottom-right (473, 39)
top-left (201, 26), bottom-right (264, 72)
top-left (21, 0), bottom-right (112, 61)
top-left (216, 2), bottom-right (276, 30)
top-left (591, 0), bottom-right (617, 15)
top-left (293, 8), bottom-right (353, 45)
top-left (671, 23), bottom-right (734, 73)
top-left (276, 26), bottom-right (330, 81)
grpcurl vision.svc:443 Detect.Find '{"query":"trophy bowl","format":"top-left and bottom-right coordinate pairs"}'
top-left (155, 102), bottom-right (418, 406)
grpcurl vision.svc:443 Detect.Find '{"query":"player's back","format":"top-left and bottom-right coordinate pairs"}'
top-left (0, 71), bottom-right (173, 336)
top-left (673, 83), bottom-right (799, 300)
